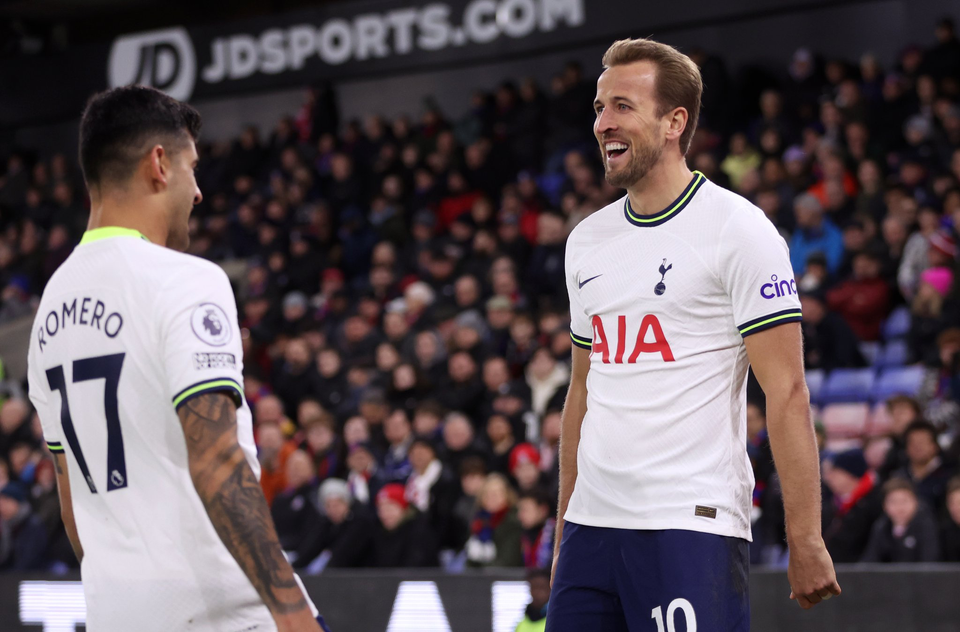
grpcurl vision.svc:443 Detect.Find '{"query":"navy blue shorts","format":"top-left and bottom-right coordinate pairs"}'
top-left (546, 522), bottom-right (750, 632)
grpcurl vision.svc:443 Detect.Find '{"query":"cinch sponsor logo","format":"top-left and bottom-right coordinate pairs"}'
top-left (760, 274), bottom-right (797, 299)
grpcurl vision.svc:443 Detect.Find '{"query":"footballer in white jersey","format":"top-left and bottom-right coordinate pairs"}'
top-left (547, 39), bottom-right (840, 632)
top-left (27, 87), bottom-right (326, 632)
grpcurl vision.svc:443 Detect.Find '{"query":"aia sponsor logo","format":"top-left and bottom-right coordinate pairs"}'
top-left (591, 314), bottom-right (674, 363)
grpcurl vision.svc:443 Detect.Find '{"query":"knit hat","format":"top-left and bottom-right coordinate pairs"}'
top-left (318, 478), bottom-right (352, 505)
top-left (831, 449), bottom-right (867, 479)
top-left (376, 483), bottom-right (409, 510)
top-left (509, 443), bottom-right (540, 473)
top-left (0, 482), bottom-right (27, 504)
top-left (929, 230), bottom-right (957, 259)
top-left (920, 267), bottom-right (954, 297)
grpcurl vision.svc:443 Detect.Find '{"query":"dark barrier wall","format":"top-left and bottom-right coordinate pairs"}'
top-left (3, 0), bottom-right (960, 128)
top-left (2, 566), bottom-right (959, 631)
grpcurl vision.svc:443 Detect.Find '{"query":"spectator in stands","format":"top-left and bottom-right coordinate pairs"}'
top-left (826, 248), bottom-right (891, 341)
top-left (517, 489), bottom-right (554, 570)
top-left (345, 441), bottom-right (384, 507)
top-left (257, 422), bottom-right (293, 506)
top-left (790, 193), bottom-right (845, 275)
top-left (823, 449), bottom-right (883, 563)
top-left (510, 443), bottom-right (545, 493)
top-left (940, 476), bottom-right (960, 562)
top-left (271, 450), bottom-right (322, 557)
top-left (0, 398), bottom-right (32, 462)
top-left (878, 395), bottom-right (923, 479)
top-left (0, 482), bottom-right (47, 571)
top-left (862, 478), bottom-right (940, 562)
top-left (525, 348), bottom-right (569, 419)
top-left (404, 438), bottom-right (457, 548)
top-left (486, 414), bottom-right (518, 475)
top-left (894, 421), bottom-right (954, 512)
top-left (799, 289), bottom-right (866, 370)
top-left (381, 409), bottom-right (414, 483)
top-left (294, 478), bottom-right (374, 571)
top-left (465, 473), bottom-right (522, 567)
top-left (918, 328), bottom-right (960, 430)
top-left (514, 568), bottom-right (551, 632)
top-left (368, 482), bottom-right (438, 568)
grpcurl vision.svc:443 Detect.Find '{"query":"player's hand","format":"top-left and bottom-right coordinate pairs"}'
top-left (787, 538), bottom-right (841, 609)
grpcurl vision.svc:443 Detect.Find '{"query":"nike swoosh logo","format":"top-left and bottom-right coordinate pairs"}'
top-left (578, 274), bottom-right (602, 289)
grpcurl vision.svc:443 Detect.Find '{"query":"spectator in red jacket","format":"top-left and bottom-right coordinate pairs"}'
top-left (826, 248), bottom-right (891, 341)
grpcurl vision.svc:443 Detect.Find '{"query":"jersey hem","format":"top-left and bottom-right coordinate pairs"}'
top-left (172, 378), bottom-right (244, 410)
top-left (738, 309), bottom-right (803, 337)
top-left (562, 512), bottom-right (753, 542)
top-left (570, 331), bottom-right (592, 350)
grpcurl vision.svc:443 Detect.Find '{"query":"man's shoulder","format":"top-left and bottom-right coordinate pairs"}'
top-left (567, 196), bottom-right (627, 246)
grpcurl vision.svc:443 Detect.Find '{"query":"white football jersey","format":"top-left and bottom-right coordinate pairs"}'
top-left (564, 172), bottom-right (802, 541)
top-left (27, 227), bottom-right (315, 631)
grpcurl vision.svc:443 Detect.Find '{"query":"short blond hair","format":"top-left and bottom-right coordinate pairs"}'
top-left (602, 38), bottom-right (702, 154)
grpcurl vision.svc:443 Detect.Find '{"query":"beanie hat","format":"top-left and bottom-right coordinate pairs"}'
top-left (376, 483), bottom-right (409, 510)
top-left (831, 449), bottom-right (867, 479)
top-left (509, 443), bottom-right (541, 473)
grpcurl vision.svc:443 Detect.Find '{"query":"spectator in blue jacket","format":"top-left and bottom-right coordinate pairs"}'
top-left (0, 482), bottom-right (48, 571)
top-left (790, 193), bottom-right (845, 275)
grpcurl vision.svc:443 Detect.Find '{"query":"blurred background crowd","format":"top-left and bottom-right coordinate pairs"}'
top-left (1, 17), bottom-right (960, 576)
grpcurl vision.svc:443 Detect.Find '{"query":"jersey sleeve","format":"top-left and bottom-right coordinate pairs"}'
top-left (159, 262), bottom-right (245, 412)
top-left (718, 207), bottom-right (803, 338)
top-left (27, 325), bottom-right (63, 455)
top-left (565, 233), bottom-right (592, 350)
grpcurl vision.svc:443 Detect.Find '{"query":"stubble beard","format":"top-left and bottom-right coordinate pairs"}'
top-left (604, 137), bottom-right (665, 189)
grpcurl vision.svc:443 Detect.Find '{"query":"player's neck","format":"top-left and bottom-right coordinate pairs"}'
top-left (87, 193), bottom-right (170, 246)
top-left (625, 159), bottom-right (694, 217)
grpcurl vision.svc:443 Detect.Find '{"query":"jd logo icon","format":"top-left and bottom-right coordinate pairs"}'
top-left (655, 259), bottom-right (672, 295)
top-left (579, 274), bottom-right (602, 289)
top-left (108, 27), bottom-right (197, 101)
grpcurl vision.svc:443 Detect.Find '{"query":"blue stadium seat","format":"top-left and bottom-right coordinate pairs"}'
top-left (859, 342), bottom-right (881, 366)
top-left (819, 368), bottom-right (876, 404)
top-left (805, 369), bottom-right (825, 405)
top-left (874, 340), bottom-right (911, 368)
top-left (870, 366), bottom-right (926, 402)
top-left (882, 306), bottom-right (911, 340)
top-left (536, 173), bottom-right (566, 207)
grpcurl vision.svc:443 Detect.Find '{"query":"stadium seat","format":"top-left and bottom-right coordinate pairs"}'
top-left (859, 342), bottom-right (881, 365)
top-left (867, 402), bottom-right (893, 436)
top-left (821, 403), bottom-right (870, 440)
top-left (874, 340), bottom-right (911, 368)
top-left (881, 306), bottom-right (911, 340)
top-left (819, 368), bottom-right (876, 404)
top-left (870, 366), bottom-right (926, 402)
top-left (805, 369), bottom-right (825, 405)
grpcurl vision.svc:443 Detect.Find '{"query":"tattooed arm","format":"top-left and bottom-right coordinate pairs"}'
top-left (178, 392), bottom-right (320, 632)
top-left (52, 451), bottom-right (83, 562)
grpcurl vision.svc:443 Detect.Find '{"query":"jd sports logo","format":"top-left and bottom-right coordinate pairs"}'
top-left (108, 28), bottom-right (197, 101)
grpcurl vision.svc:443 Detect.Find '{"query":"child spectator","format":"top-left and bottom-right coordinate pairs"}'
top-left (517, 489), bottom-right (555, 570)
top-left (510, 443), bottom-right (545, 493)
top-left (894, 420), bottom-right (954, 513)
top-left (466, 473), bottom-right (522, 567)
top-left (862, 478), bottom-right (940, 562)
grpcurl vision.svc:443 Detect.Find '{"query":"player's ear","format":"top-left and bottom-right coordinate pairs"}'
top-left (148, 144), bottom-right (169, 190)
top-left (664, 107), bottom-right (688, 143)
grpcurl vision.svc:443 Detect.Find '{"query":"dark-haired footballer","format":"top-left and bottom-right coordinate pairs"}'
top-left (548, 38), bottom-right (840, 631)
top-left (27, 86), bottom-right (327, 632)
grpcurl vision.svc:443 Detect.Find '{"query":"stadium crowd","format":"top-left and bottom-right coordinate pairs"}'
top-left (2, 18), bottom-right (960, 574)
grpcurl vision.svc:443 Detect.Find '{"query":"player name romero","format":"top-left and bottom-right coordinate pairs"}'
top-left (37, 296), bottom-right (124, 351)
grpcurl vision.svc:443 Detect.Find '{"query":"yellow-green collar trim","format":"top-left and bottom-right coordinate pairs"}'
top-left (624, 171), bottom-right (706, 228)
top-left (80, 227), bottom-right (150, 245)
